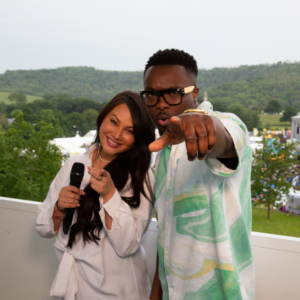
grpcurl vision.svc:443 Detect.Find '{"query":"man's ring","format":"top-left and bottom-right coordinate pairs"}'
top-left (97, 176), bottom-right (102, 181)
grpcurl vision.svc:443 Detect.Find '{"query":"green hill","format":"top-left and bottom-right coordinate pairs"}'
top-left (206, 62), bottom-right (300, 110)
top-left (0, 61), bottom-right (300, 108)
top-left (0, 67), bottom-right (143, 102)
top-left (0, 92), bottom-right (41, 104)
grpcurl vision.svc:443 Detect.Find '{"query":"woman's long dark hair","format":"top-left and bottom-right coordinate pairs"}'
top-left (67, 91), bottom-right (155, 248)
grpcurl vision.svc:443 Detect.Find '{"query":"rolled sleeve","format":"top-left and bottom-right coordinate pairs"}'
top-left (99, 190), bottom-right (122, 220)
top-left (205, 112), bottom-right (250, 177)
top-left (36, 200), bottom-right (58, 237)
top-left (35, 175), bottom-right (62, 237)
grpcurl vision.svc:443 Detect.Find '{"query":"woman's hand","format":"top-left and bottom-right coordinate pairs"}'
top-left (88, 166), bottom-right (116, 203)
top-left (58, 186), bottom-right (86, 210)
top-left (52, 186), bottom-right (86, 232)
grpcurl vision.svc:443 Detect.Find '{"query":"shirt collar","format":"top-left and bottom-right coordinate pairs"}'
top-left (88, 143), bottom-right (99, 159)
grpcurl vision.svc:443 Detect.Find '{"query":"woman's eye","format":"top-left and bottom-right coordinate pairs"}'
top-left (110, 119), bottom-right (117, 125)
top-left (127, 129), bottom-right (134, 134)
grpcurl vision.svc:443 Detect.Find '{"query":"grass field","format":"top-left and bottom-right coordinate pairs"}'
top-left (0, 92), bottom-right (41, 104)
top-left (252, 208), bottom-right (300, 238)
top-left (259, 114), bottom-right (291, 130)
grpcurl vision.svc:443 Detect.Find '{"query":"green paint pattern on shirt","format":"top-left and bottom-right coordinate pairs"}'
top-left (184, 269), bottom-right (242, 300)
top-left (176, 183), bottom-right (228, 243)
top-left (173, 194), bottom-right (208, 216)
top-left (230, 215), bottom-right (253, 273)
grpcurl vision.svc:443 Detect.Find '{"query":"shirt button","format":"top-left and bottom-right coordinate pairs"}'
top-left (170, 288), bottom-right (174, 293)
top-left (165, 249), bottom-right (169, 255)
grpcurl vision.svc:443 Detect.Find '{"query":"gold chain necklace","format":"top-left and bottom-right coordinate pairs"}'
top-left (98, 147), bottom-right (111, 163)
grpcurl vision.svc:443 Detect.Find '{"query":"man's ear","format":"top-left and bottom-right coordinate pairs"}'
top-left (193, 87), bottom-right (199, 107)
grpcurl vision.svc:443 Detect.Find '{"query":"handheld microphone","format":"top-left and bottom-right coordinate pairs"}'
top-left (63, 162), bottom-right (85, 234)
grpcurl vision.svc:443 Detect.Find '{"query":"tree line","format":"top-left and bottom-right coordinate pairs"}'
top-left (1, 91), bottom-right (263, 132)
top-left (0, 93), bottom-right (106, 137)
top-left (1, 90), bottom-right (299, 135)
top-left (0, 88), bottom-right (299, 137)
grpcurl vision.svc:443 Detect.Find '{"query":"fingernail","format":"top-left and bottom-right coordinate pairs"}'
top-left (188, 156), bottom-right (196, 161)
top-left (77, 204), bottom-right (80, 207)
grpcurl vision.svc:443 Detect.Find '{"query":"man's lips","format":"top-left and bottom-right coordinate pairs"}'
top-left (157, 119), bottom-right (170, 126)
top-left (156, 113), bottom-right (171, 127)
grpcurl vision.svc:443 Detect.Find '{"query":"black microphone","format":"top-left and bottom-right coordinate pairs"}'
top-left (63, 162), bottom-right (85, 234)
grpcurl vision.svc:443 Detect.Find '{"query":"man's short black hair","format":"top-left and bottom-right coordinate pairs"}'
top-left (144, 49), bottom-right (198, 77)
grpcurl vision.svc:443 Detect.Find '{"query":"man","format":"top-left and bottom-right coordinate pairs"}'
top-left (141, 49), bottom-right (254, 300)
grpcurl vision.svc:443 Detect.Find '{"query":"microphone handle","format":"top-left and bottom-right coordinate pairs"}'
top-left (62, 180), bottom-right (82, 234)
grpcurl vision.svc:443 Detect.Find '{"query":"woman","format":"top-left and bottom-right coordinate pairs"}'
top-left (36, 91), bottom-right (155, 300)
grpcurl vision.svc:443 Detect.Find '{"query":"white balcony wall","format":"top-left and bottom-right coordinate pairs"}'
top-left (1, 196), bottom-right (300, 300)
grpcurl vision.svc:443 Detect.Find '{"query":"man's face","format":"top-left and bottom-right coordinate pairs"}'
top-left (143, 65), bottom-right (199, 135)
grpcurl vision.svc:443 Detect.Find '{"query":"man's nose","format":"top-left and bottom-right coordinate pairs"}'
top-left (156, 95), bottom-right (169, 110)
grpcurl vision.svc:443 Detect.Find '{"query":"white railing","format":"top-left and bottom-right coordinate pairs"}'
top-left (1, 196), bottom-right (300, 300)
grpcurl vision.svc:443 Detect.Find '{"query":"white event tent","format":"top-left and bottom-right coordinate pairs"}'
top-left (50, 131), bottom-right (96, 157)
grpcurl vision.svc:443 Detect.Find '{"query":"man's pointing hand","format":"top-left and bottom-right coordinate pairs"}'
top-left (149, 113), bottom-right (218, 161)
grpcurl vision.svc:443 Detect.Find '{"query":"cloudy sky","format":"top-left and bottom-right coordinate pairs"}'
top-left (1, 0), bottom-right (299, 73)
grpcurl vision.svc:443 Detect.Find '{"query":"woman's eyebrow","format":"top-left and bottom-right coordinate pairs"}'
top-left (111, 114), bottom-right (120, 123)
top-left (112, 114), bottom-right (133, 128)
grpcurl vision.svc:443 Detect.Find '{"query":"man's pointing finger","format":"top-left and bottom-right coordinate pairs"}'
top-left (149, 133), bottom-right (170, 152)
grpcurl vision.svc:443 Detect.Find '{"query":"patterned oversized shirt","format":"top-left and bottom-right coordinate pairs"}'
top-left (154, 102), bottom-right (255, 300)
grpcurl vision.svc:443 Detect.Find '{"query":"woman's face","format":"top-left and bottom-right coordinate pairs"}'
top-left (99, 103), bottom-right (135, 159)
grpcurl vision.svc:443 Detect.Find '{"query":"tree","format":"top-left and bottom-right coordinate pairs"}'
top-left (241, 108), bottom-right (261, 130)
top-left (293, 100), bottom-right (300, 111)
top-left (212, 101), bottom-right (227, 112)
top-left (7, 92), bottom-right (27, 107)
top-left (83, 108), bottom-right (98, 121)
top-left (0, 102), bottom-right (7, 114)
top-left (0, 110), bottom-right (62, 201)
top-left (0, 113), bottom-right (10, 131)
top-left (280, 106), bottom-right (298, 123)
top-left (264, 99), bottom-right (282, 113)
top-left (251, 135), bottom-right (298, 219)
top-left (249, 105), bottom-right (262, 112)
top-left (39, 109), bottom-right (62, 128)
top-left (227, 103), bottom-right (244, 118)
top-left (227, 104), bottom-right (261, 131)
top-left (65, 112), bottom-right (89, 136)
top-left (83, 108), bottom-right (98, 131)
